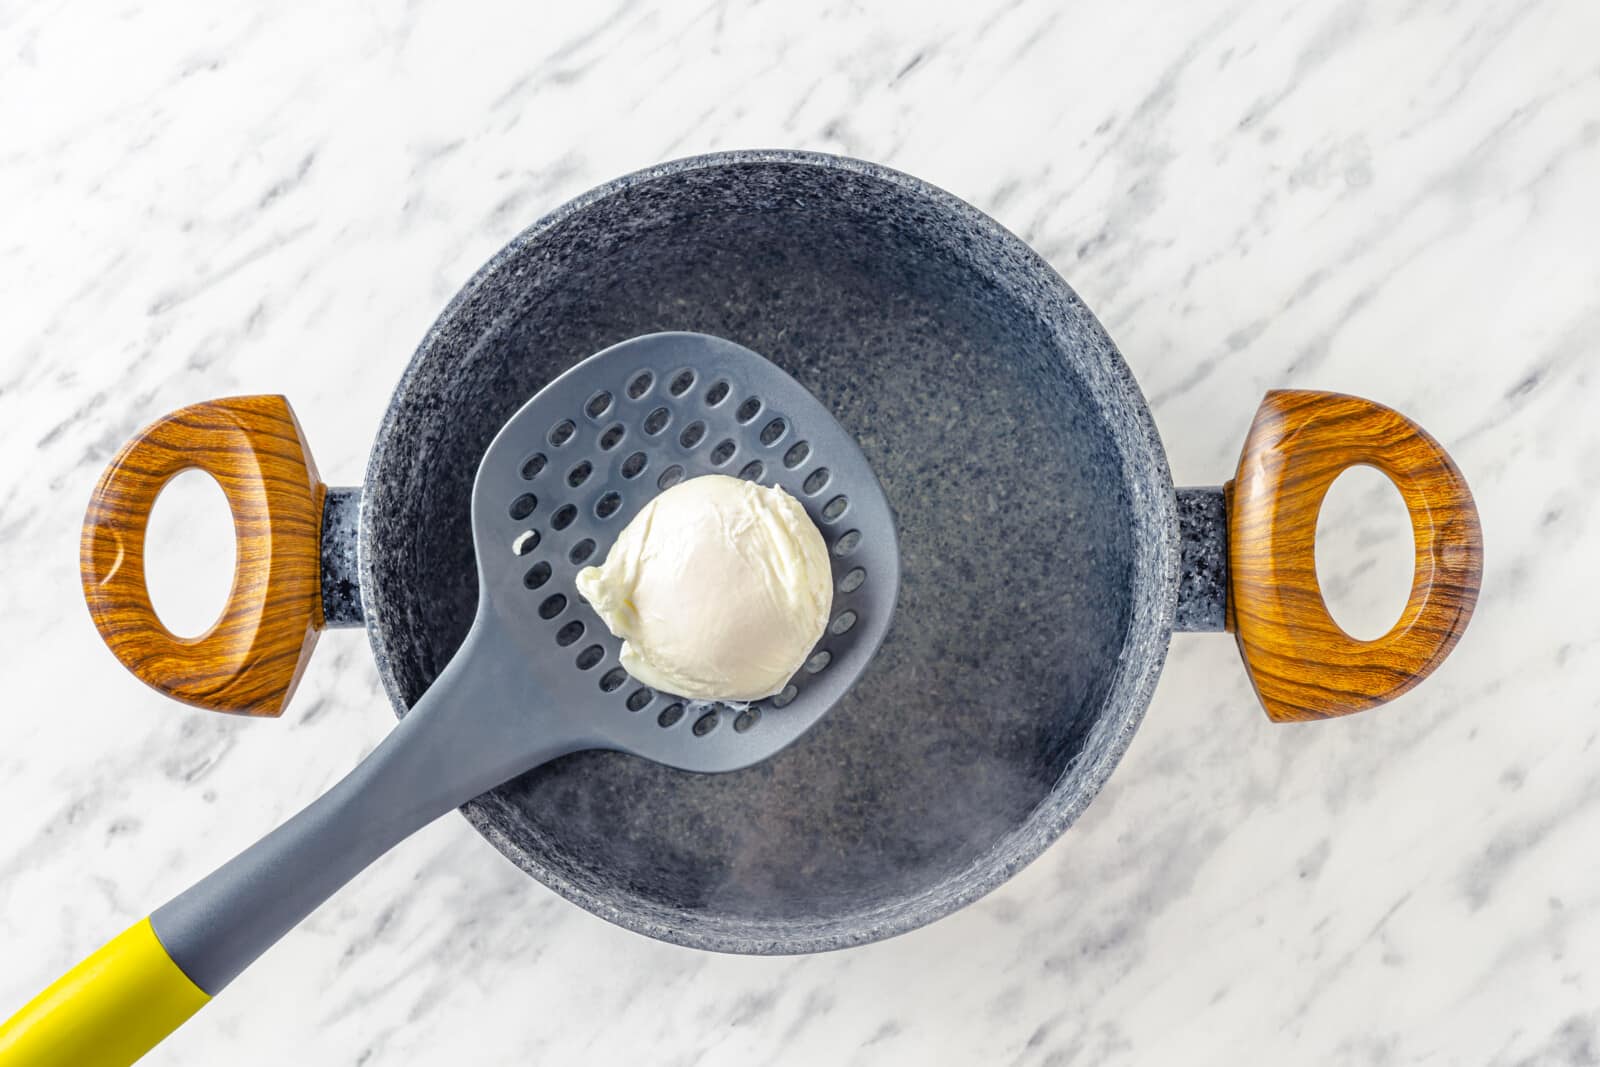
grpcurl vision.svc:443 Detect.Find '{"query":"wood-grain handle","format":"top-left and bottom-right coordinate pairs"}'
top-left (80, 396), bottom-right (327, 717)
top-left (1227, 389), bottom-right (1483, 722)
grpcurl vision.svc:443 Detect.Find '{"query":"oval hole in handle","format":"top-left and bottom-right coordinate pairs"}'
top-left (1314, 465), bottom-right (1415, 641)
top-left (145, 469), bottom-right (239, 639)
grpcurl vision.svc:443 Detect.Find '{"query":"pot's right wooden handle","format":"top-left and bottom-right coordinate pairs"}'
top-left (1227, 390), bottom-right (1483, 722)
top-left (80, 395), bottom-right (326, 717)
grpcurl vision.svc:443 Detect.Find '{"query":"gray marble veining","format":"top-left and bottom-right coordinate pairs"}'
top-left (1, 0), bottom-right (1597, 1064)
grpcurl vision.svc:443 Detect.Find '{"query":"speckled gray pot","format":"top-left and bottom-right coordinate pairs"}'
top-left (317, 150), bottom-right (1233, 954)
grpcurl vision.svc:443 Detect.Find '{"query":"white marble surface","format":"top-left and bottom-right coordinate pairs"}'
top-left (3, 0), bottom-right (1598, 1063)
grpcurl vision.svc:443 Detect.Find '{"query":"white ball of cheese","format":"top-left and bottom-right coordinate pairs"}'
top-left (575, 474), bottom-right (832, 702)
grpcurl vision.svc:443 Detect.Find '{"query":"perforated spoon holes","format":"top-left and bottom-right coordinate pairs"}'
top-left (626, 371), bottom-right (654, 400)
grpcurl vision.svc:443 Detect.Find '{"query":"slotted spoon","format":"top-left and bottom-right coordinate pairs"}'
top-left (0, 331), bottom-right (899, 1066)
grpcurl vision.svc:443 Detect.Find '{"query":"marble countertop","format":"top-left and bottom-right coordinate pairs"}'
top-left (3, 0), bottom-right (1597, 1063)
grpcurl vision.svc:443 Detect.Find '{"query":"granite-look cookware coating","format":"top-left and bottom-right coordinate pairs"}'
top-left (338, 150), bottom-right (1186, 953)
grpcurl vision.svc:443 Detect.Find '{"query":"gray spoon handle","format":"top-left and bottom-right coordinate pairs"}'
top-left (151, 622), bottom-right (578, 995)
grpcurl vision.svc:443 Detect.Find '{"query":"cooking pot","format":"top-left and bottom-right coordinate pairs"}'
top-left (81, 150), bottom-right (1482, 954)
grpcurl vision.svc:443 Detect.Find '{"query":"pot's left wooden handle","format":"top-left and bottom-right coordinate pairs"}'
top-left (80, 395), bottom-right (326, 716)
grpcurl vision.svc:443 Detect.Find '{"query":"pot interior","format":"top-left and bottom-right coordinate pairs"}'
top-left (362, 153), bottom-right (1172, 952)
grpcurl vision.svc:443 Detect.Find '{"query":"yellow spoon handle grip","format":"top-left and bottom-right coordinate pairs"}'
top-left (0, 919), bottom-right (210, 1066)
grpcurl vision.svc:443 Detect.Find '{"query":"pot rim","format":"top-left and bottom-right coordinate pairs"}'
top-left (359, 148), bottom-right (1180, 954)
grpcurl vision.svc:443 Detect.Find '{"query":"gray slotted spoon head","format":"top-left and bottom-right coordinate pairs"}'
top-left (471, 329), bottom-right (901, 771)
top-left (146, 331), bottom-right (900, 998)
